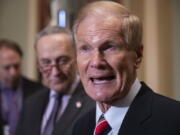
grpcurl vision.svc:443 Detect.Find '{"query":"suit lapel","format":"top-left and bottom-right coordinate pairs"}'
top-left (54, 83), bottom-right (85, 134)
top-left (21, 77), bottom-right (37, 99)
top-left (119, 83), bottom-right (153, 135)
top-left (83, 109), bottom-right (96, 135)
top-left (31, 89), bottom-right (49, 135)
top-left (74, 108), bottom-right (96, 135)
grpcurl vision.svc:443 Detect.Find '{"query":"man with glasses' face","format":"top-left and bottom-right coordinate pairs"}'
top-left (16, 26), bottom-right (95, 135)
top-left (37, 29), bottom-right (76, 94)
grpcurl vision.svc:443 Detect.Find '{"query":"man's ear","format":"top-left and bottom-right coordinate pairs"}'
top-left (134, 44), bottom-right (143, 68)
top-left (37, 61), bottom-right (42, 73)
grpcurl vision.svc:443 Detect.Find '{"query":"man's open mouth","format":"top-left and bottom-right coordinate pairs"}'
top-left (89, 75), bottom-right (116, 84)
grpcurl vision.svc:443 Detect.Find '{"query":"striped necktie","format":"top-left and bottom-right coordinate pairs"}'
top-left (94, 114), bottom-right (112, 135)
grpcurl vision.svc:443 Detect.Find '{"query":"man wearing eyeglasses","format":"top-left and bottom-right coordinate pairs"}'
top-left (16, 26), bottom-right (95, 135)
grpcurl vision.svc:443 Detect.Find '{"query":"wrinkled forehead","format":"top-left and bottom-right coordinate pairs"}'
top-left (77, 15), bottom-right (121, 34)
top-left (75, 15), bottom-right (123, 43)
top-left (73, 1), bottom-right (129, 33)
top-left (87, 15), bottom-right (120, 27)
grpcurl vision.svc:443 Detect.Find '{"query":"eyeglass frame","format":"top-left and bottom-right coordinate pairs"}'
top-left (38, 56), bottom-right (73, 73)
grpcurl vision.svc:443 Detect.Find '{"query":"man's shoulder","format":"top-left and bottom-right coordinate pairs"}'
top-left (140, 82), bottom-right (180, 108)
top-left (151, 91), bottom-right (180, 114)
top-left (134, 82), bottom-right (180, 123)
top-left (25, 88), bottom-right (49, 105)
top-left (22, 76), bottom-right (43, 89)
top-left (127, 82), bottom-right (180, 134)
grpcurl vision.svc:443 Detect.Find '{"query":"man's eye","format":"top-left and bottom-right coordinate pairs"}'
top-left (3, 65), bottom-right (11, 70)
top-left (58, 57), bottom-right (70, 65)
top-left (41, 59), bottom-right (51, 66)
top-left (78, 45), bottom-right (91, 53)
top-left (101, 44), bottom-right (116, 51)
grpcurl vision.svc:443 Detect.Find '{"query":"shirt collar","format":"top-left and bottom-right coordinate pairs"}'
top-left (113, 78), bottom-right (142, 107)
top-left (96, 78), bottom-right (141, 134)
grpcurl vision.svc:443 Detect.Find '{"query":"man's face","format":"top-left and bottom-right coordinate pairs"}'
top-left (36, 33), bottom-right (76, 93)
top-left (0, 48), bottom-right (21, 88)
top-left (75, 16), bottom-right (142, 104)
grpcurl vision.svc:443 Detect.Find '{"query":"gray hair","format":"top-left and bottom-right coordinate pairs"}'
top-left (73, 1), bottom-right (142, 51)
top-left (34, 26), bottom-right (74, 49)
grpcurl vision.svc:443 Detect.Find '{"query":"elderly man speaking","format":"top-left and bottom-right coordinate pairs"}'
top-left (72, 1), bottom-right (180, 135)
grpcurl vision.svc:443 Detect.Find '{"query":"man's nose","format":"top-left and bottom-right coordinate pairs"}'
top-left (90, 50), bottom-right (106, 69)
top-left (9, 67), bottom-right (19, 76)
top-left (51, 64), bottom-right (61, 75)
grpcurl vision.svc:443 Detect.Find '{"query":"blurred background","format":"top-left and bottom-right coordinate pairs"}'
top-left (0, 0), bottom-right (179, 100)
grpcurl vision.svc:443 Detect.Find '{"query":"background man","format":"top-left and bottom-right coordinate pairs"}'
top-left (16, 26), bottom-right (95, 135)
top-left (72, 1), bottom-right (180, 135)
top-left (0, 39), bottom-right (42, 135)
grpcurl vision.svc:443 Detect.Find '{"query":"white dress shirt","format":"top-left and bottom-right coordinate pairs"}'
top-left (96, 79), bottom-right (141, 135)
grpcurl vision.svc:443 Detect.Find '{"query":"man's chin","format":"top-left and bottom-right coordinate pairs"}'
top-left (51, 87), bottom-right (63, 91)
top-left (90, 94), bottom-right (109, 103)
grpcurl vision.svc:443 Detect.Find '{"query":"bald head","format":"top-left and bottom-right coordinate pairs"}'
top-left (73, 1), bottom-right (142, 50)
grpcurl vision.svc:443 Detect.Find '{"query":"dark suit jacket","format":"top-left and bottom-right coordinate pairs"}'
top-left (73, 82), bottom-right (180, 135)
top-left (0, 76), bottom-right (43, 135)
top-left (16, 82), bottom-right (95, 135)
top-left (0, 117), bottom-right (3, 135)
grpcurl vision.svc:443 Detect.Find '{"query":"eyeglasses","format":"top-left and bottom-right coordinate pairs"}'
top-left (39, 56), bottom-right (72, 72)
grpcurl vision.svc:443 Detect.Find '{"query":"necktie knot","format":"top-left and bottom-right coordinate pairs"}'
top-left (94, 114), bottom-right (111, 135)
